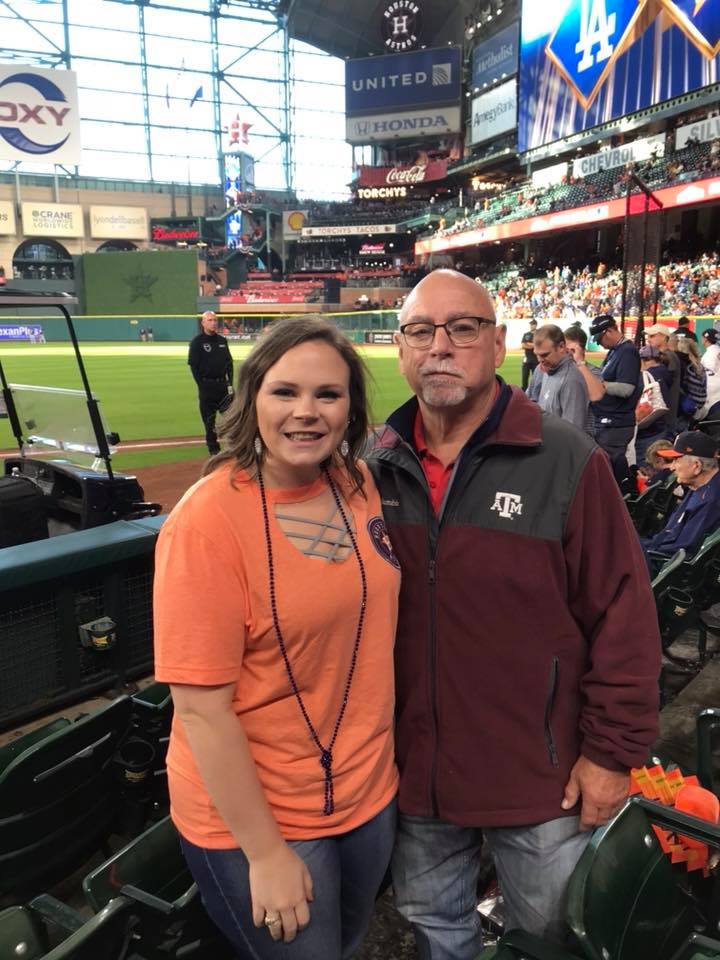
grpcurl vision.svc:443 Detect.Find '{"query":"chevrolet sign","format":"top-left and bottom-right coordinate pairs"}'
top-left (346, 106), bottom-right (460, 144)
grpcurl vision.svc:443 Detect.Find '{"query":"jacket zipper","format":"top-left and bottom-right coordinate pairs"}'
top-left (428, 557), bottom-right (439, 816)
top-left (544, 656), bottom-right (560, 767)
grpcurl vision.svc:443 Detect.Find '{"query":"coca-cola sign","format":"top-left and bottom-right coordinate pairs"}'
top-left (357, 158), bottom-right (448, 188)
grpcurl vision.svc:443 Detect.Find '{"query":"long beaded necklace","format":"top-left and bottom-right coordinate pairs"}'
top-left (257, 464), bottom-right (367, 816)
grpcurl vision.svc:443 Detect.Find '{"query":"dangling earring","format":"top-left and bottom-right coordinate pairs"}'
top-left (339, 438), bottom-right (349, 458)
top-left (254, 435), bottom-right (263, 458)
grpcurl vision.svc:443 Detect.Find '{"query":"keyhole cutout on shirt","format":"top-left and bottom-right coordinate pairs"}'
top-left (273, 487), bottom-right (353, 562)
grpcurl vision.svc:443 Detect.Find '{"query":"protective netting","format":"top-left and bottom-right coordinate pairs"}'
top-left (621, 179), bottom-right (664, 343)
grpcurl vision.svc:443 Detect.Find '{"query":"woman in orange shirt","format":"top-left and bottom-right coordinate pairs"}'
top-left (154, 316), bottom-right (400, 959)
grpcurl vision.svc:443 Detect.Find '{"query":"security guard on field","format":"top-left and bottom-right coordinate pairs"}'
top-left (188, 310), bottom-right (233, 455)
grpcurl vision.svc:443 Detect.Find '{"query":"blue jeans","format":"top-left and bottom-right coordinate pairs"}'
top-left (179, 799), bottom-right (396, 960)
top-left (392, 813), bottom-right (590, 960)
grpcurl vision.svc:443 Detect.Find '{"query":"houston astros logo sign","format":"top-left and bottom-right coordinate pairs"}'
top-left (382, 1), bottom-right (422, 52)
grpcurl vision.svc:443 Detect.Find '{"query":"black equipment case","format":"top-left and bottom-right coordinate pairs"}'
top-left (0, 475), bottom-right (49, 548)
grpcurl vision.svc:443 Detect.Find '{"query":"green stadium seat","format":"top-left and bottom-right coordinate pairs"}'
top-left (626, 474), bottom-right (679, 537)
top-left (696, 708), bottom-right (720, 795)
top-left (0, 899), bottom-right (138, 960)
top-left (653, 529), bottom-right (720, 663)
top-left (668, 933), bottom-right (720, 960)
top-left (0, 696), bottom-right (132, 897)
top-left (0, 718), bottom-right (71, 770)
top-left (478, 798), bottom-right (719, 960)
top-left (0, 905), bottom-right (45, 960)
top-left (83, 814), bottom-right (230, 958)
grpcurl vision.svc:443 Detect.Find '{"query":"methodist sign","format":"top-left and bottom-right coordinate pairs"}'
top-left (21, 202), bottom-right (83, 237)
top-left (0, 65), bottom-right (81, 164)
top-left (472, 21), bottom-right (519, 90)
top-left (0, 201), bottom-right (16, 235)
top-left (90, 205), bottom-right (148, 240)
top-left (345, 46), bottom-right (461, 143)
top-left (572, 134), bottom-right (666, 178)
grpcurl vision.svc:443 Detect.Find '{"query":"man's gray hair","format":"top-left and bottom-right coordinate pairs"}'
top-left (692, 456), bottom-right (718, 472)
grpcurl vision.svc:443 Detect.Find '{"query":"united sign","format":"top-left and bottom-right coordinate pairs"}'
top-left (0, 65), bottom-right (81, 165)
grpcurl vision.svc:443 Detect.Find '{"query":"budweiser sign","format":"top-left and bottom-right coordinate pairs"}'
top-left (357, 158), bottom-right (447, 188)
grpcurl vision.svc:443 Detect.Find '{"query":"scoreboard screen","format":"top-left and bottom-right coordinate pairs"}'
top-left (518, 0), bottom-right (720, 152)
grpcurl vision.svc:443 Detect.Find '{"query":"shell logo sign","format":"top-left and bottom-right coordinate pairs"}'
top-left (283, 210), bottom-right (308, 238)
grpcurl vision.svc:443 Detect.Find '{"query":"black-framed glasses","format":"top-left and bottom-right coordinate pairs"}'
top-left (400, 316), bottom-right (496, 349)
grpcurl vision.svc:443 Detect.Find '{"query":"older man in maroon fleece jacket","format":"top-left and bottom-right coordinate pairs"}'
top-left (368, 270), bottom-right (660, 959)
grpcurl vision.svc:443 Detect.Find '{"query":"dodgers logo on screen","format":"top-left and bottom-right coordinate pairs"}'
top-left (546, 0), bottom-right (646, 109)
top-left (659, 0), bottom-right (720, 59)
top-left (0, 72), bottom-right (71, 156)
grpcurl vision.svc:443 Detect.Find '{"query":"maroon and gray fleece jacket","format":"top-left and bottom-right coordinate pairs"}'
top-left (368, 381), bottom-right (660, 827)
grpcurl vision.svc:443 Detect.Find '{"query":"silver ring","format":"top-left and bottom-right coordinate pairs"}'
top-left (264, 913), bottom-right (282, 927)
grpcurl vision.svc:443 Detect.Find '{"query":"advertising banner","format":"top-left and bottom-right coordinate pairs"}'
top-left (301, 224), bottom-right (397, 237)
top-left (89, 205), bottom-right (148, 240)
top-left (531, 161), bottom-right (568, 187)
top-left (0, 200), bottom-right (16, 235)
top-left (21, 202), bottom-right (83, 237)
top-left (472, 21), bottom-right (520, 89)
top-left (519, 1), bottom-right (720, 153)
top-left (572, 133), bottom-right (665, 178)
top-left (0, 325), bottom-right (43, 340)
top-left (345, 47), bottom-right (461, 115)
top-left (150, 218), bottom-right (201, 243)
top-left (347, 105), bottom-right (461, 143)
top-left (283, 210), bottom-right (308, 238)
top-left (0, 65), bottom-right (81, 164)
top-left (675, 113), bottom-right (720, 150)
top-left (357, 159), bottom-right (448, 186)
top-left (470, 80), bottom-right (517, 145)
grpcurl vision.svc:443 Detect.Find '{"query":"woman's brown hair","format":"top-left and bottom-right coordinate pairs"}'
top-left (204, 315), bottom-right (370, 494)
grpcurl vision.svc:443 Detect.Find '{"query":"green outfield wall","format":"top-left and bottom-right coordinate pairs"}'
top-left (83, 250), bottom-right (198, 317)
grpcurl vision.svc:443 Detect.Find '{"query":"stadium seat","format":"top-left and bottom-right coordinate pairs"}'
top-left (653, 529), bottom-right (720, 661)
top-left (0, 899), bottom-right (138, 960)
top-left (696, 708), bottom-right (720, 795)
top-left (626, 474), bottom-right (680, 537)
top-left (83, 814), bottom-right (230, 958)
top-left (0, 696), bottom-right (133, 897)
top-left (479, 798), bottom-right (718, 960)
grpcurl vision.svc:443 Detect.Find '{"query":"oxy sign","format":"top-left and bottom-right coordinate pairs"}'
top-left (0, 65), bottom-right (81, 165)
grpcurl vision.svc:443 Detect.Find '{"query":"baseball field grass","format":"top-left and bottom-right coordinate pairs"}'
top-left (0, 342), bottom-right (524, 469)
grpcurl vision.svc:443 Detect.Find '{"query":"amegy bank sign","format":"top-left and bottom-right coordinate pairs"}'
top-left (0, 65), bottom-right (81, 164)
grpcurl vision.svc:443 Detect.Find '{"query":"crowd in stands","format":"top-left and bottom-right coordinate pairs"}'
top-left (489, 254), bottom-right (720, 322)
top-left (428, 137), bottom-right (720, 242)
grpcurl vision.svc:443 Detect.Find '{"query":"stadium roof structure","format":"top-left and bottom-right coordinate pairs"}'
top-left (282, 0), bottom-right (472, 60)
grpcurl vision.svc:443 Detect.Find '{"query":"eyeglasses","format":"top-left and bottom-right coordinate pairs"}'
top-left (400, 316), bottom-right (495, 349)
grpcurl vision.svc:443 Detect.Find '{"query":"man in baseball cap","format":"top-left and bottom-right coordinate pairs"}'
top-left (575, 315), bottom-right (641, 491)
top-left (640, 431), bottom-right (720, 571)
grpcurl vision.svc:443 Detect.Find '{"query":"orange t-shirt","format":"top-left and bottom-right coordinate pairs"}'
top-left (153, 461), bottom-right (400, 848)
